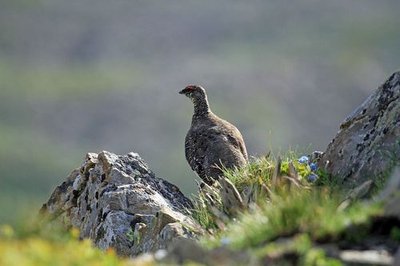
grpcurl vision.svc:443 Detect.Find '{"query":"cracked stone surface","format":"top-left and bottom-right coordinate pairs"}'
top-left (41, 151), bottom-right (201, 256)
top-left (321, 71), bottom-right (400, 189)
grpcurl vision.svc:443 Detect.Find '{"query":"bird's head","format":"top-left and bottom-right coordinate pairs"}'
top-left (179, 85), bottom-right (207, 102)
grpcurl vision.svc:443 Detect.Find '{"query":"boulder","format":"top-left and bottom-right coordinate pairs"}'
top-left (41, 151), bottom-right (201, 256)
top-left (321, 71), bottom-right (400, 189)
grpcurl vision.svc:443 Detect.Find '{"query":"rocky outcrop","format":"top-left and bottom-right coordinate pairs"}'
top-left (41, 151), bottom-right (201, 256)
top-left (321, 71), bottom-right (400, 189)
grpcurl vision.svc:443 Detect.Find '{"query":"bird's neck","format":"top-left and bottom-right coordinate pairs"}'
top-left (193, 97), bottom-right (211, 119)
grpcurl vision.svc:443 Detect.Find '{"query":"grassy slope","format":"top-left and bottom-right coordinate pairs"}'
top-left (1, 153), bottom-right (395, 266)
top-left (192, 155), bottom-right (391, 265)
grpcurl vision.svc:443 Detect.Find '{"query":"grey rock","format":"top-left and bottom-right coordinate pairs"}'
top-left (395, 248), bottom-right (400, 266)
top-left (321, 71), bottom-right (400, 189)
top-left (339, 250), bottom-right (394, 265)
top-left (380, 167), bottom-right (400, 219)
top-left (41, 151), bottom-right (201, 256)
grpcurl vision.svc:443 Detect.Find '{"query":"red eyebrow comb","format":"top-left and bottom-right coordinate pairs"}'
top-left (179, 85), bottom-right (196, 94)
top-left (184, 85), bottom-right (196, 90)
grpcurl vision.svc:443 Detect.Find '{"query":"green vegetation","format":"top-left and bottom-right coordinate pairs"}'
top-left (192, 154), bottom-right (388, 265)
top-left (0, 153), bottom-right (396, 265)
top-left (207, 192), bottom-right (380, 250)
top-left (0, 224), bottom-right (131, 266)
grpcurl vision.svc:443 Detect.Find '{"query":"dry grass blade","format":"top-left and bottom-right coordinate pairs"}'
top-left (281, 176), bottom-right (302, 190)
top-left (219, 177), bottom-right (245, 216)
top-left (241, 183), bottom-right (255, 206)
top-left (288, 162), bottom-right (299, 180)
top-left (271, 157), bottom-right (282, 188)
top-left (338, 180), bottom-right (373, 211)
top-left (209, 206), bottom-right (230, 228)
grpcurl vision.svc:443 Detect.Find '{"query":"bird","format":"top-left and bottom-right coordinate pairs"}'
top-left (179, 85), bottom-right (248, 185)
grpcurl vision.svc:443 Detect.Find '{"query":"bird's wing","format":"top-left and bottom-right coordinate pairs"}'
top-left (207, 122), bottom-right (248, 161)
top-left (227, 126), bottom-right (248, 160)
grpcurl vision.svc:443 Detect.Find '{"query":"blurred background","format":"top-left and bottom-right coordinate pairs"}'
top-left (0, 0), bottom-right (399, 225)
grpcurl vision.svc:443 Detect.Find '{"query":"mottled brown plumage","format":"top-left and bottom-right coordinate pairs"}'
top-left (179, 85), bottom-right (248, 184)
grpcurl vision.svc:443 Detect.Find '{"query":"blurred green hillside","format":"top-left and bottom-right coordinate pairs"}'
top-left (1, 0), bottom-right (399, 225)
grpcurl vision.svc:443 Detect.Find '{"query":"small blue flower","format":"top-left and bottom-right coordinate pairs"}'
top-left (307, 173), bottom-right (318, 182)
top-left (298, 156), bottom-right (309, 164)
top-left (220, 237), bottom-right (231, 245)
top-left (310, 162), bottom-right (318, 172)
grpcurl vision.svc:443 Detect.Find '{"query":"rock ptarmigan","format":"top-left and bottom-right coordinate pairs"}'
top-left (179, 85), bottom-right (248, 184)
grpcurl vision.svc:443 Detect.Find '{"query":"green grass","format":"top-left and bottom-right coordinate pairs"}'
top-left (0, 223), bottom-right (132, 266)
top-left (205, 190), bottom-right (381, 249)
top-left (224, 156), bottom-right (275, 191)
top-left (192, 153), bottom-right (320, 230)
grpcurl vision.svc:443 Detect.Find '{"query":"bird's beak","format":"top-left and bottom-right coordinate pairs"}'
top-left (179, 88), bottom-right (189, 96)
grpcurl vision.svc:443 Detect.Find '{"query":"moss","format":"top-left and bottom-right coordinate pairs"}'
top-left (390, 227), bottom-right (400, 241)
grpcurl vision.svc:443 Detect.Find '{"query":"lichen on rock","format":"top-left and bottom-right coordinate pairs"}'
top-left (41, 151), bottom-right (201, 256)
top-left (321, 71), bottom-right (400, 190)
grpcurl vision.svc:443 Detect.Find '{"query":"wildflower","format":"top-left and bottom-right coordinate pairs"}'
top-left (307, 173), bottom-right (318, 182)
top-left (298, 156), bottom-right (309, 164)
top-left (220, 237), bottom-right (231, 246)
top-left (310, 162), bottom-right (318, 172)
